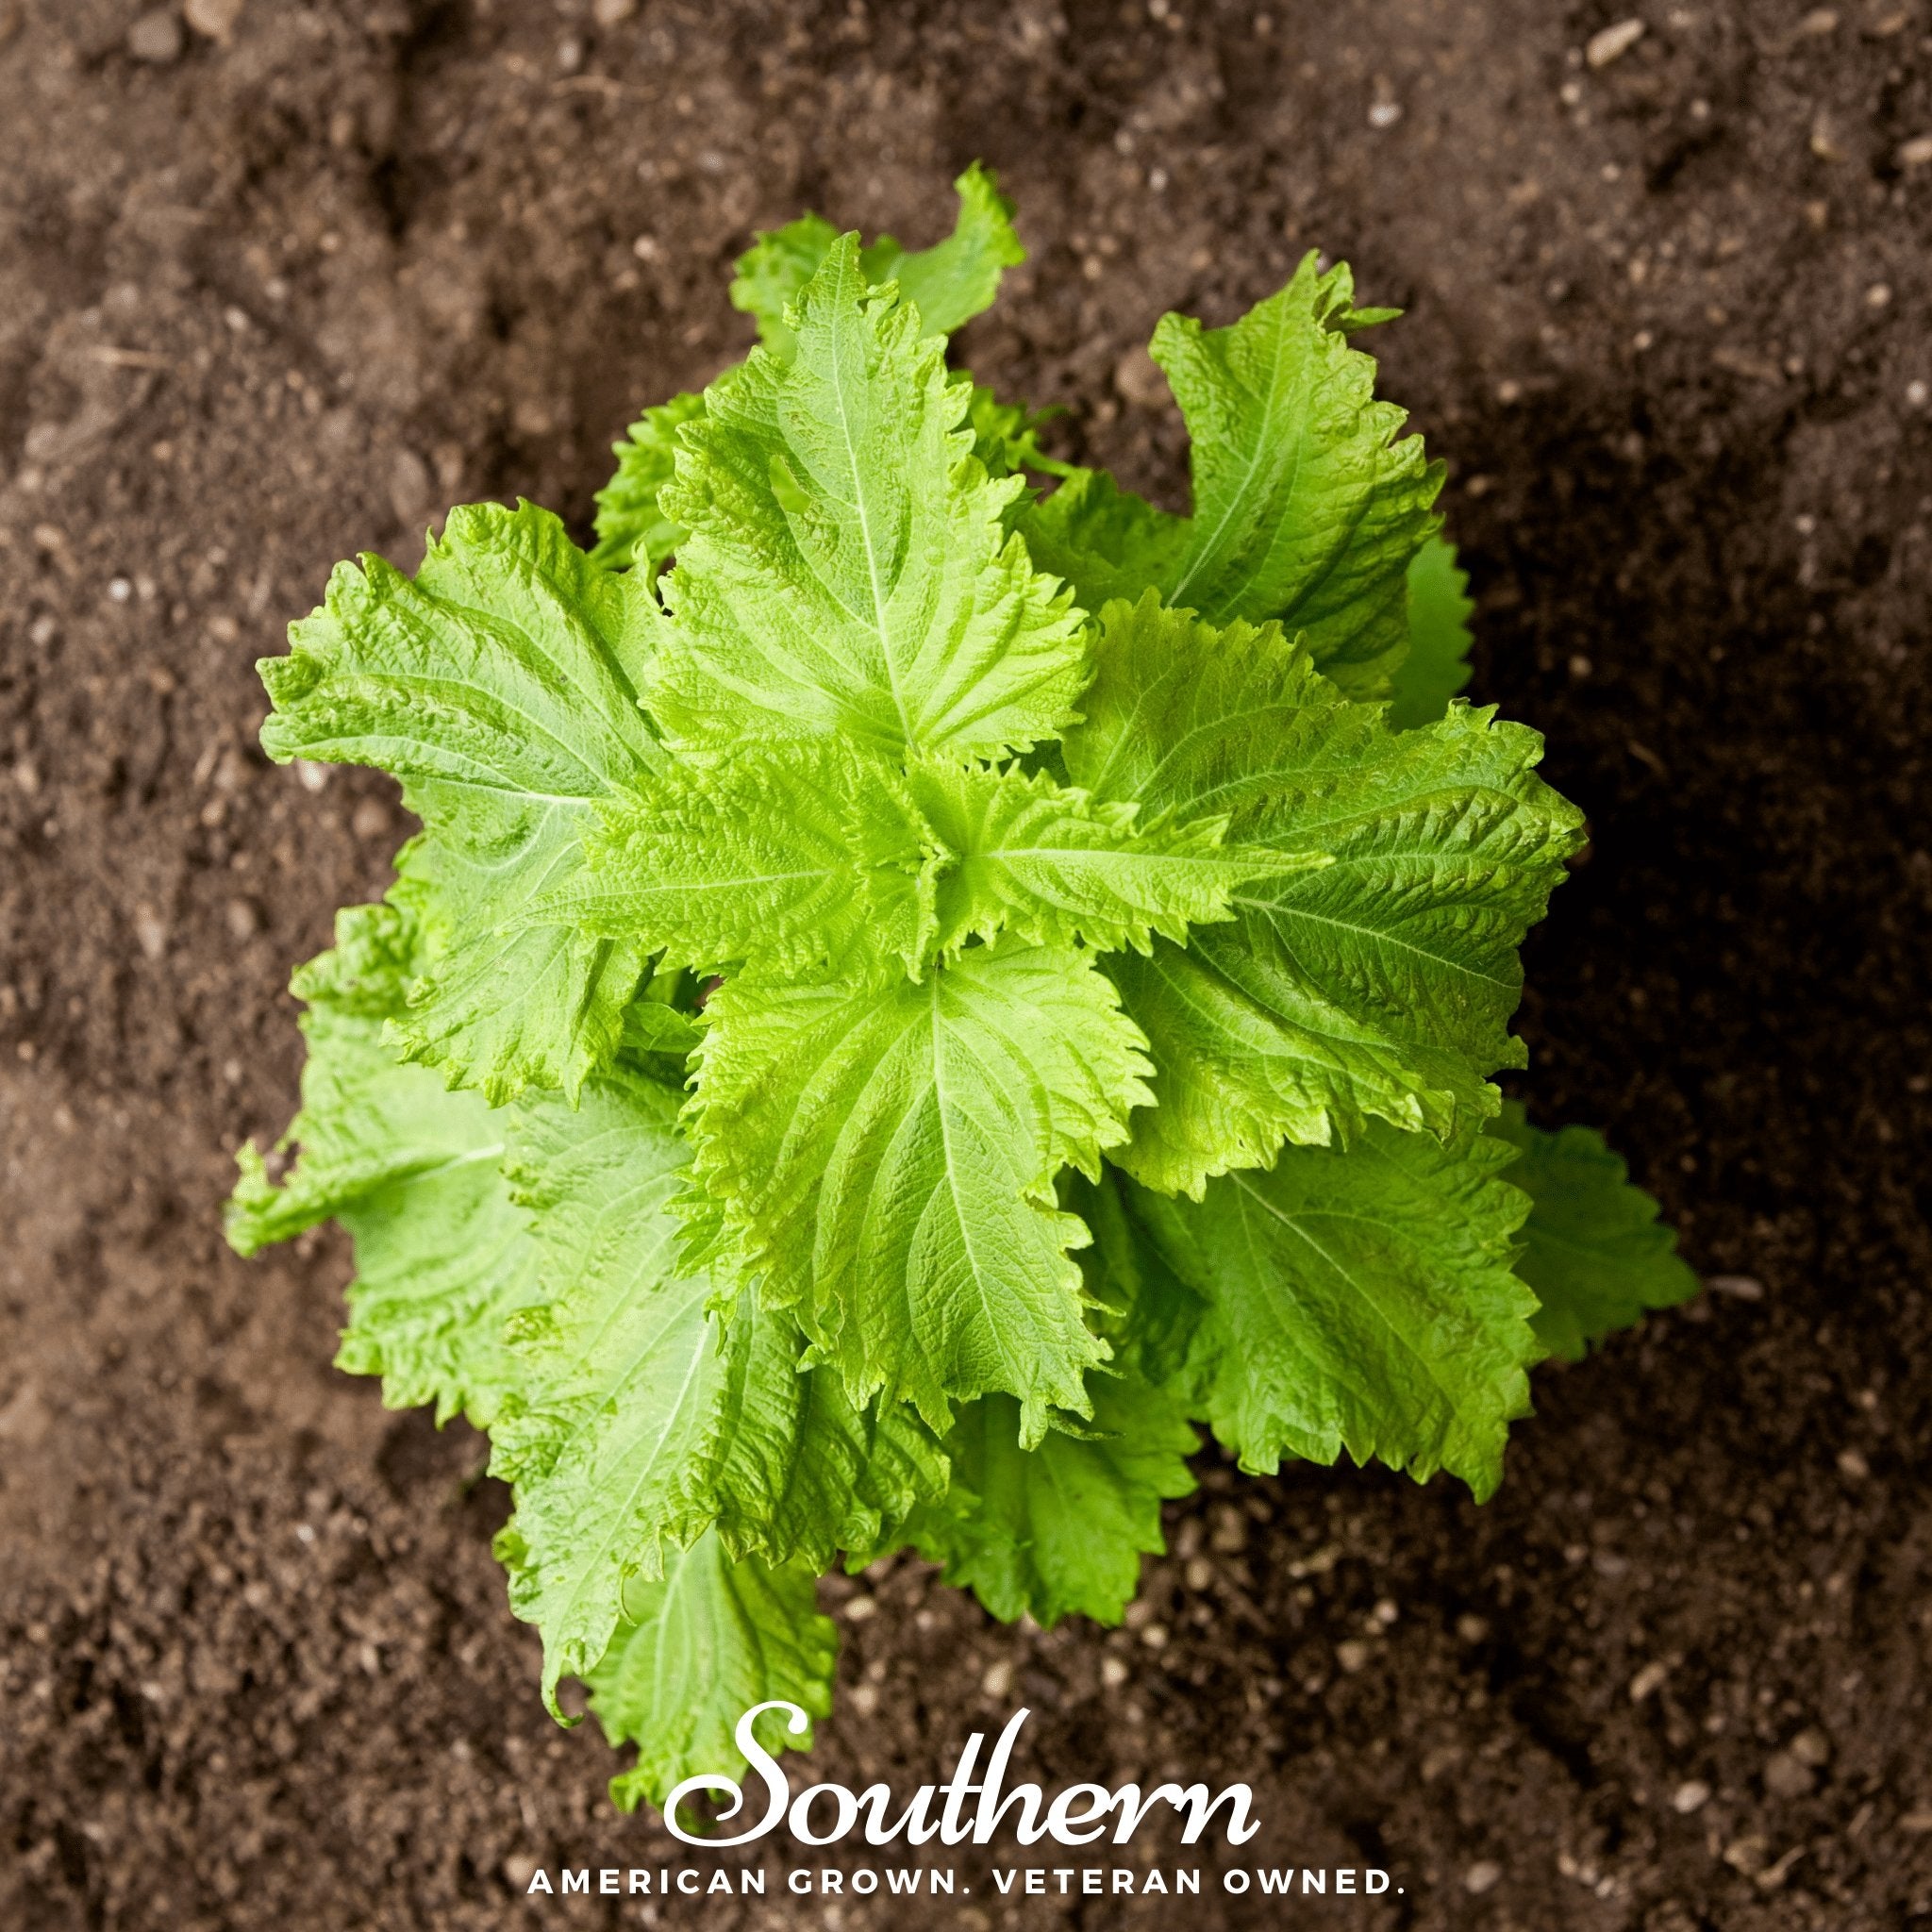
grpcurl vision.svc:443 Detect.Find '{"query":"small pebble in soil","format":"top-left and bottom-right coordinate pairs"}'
top-left (1629, 1660), bottom-right (1671, 1702)
top-left (841, 1593), bottom-right (876, 1622)
top-left (1672, 1779), bottom-right (1712, 1813)
top-left (1899, 135), bottom-right (1932, 169)
top-left (351, 800), bottom-right (391, 841)
top-left (1100, 1656), bottom-right (1129, 1689)
top-left (980, 1659), bottom-right (1012, 1700)
top-left (1763, 1751), bottom-right (1816, 1799)
top-left (1837, 1447), bottom-right (1870, 1481)
top-left (1788, 1726), bottom-right (1832, 1768)
top-left (1707, 1274), bottom-right (1764, 1299)
top-left (1335, 1639), bottom-right (1370, 1673)
top-left (593, 0), bottom-right (638, 21)
top-left (184, 0), bottom-right (244, 36)
top-left (126, 8), bottom-right (184, 62)
top-left (1463, 1859), bottom-right (1502, 1895)
top-left (1114, 346), bottom-right (1166, 408)
top-left (1723, 1836), bottom-right (1770, 1875)
top-left (1586, 19), bottom-right (1645, 68)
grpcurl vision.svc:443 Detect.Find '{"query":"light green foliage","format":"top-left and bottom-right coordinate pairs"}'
top-left (590, 1534), bottom-right (837, 1813)
top-left (1490, 1102), bottom-right (1701, 1361)
top-left (687, 943), bottom-right (1152, 1445)
top-left (225, 904), bottom-right (543, 1425)
top-left (1129, 1124), bottom-right (1540, 1500)
top-left (1064, 593), bottom-right (1586, 1193)
top-left (592, 169), bottom-right (1025, 581)
top-left (259, 501), bottom-right (663, 1102)
top-left (730, 162), bottom-right (1024, 354)
top-left (967, 387), bottom-right (1077, 481)
top-left (651, 240), bottom-right (1086, 758)
top-left (1019, 465), bottom-right (1192, 612)
top-left (234, 175), bottom-right (1687, 1807)
top-left (909, 1375), bottom-right (1197, 1625)
top-left (903, 757), bottom-right (1301, 958)
top-left (1154, 255), bottom-right (1436, 688)
top-left (565, 739), bottom-right (1268, 982)
top-left (491, 1067), bottom-right (943, 1713)
top-left (591, 391), bottom-right (707, 573)
top-left (555, 741), bottom-right (941, 979)
top-left (1019, 256), bottom-right (1439, 695)
top-left (1390, 535), bottom-right (1475, 729)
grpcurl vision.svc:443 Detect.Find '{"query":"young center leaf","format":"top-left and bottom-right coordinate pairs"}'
top-left (1489, 1103), bottom-right (1701, 1361)
top-left (490, 1067), bottom-right (944, 1714)
top-left (591, 1534), bottom-right (838, 1815)
top-left (908, 1373), bottom-right (1198, 1627)
top-left (1062, 592), bottom-right (1586, 1195)
top-left (687, 942), bottom-right (1155, 1444)
top-left (731, 161), bottom-right (1024, 355)
top-left (903, 757), bottom-right (1307, 959)
top-left (224, 904), bottom-right (542, 1426)
top-left (258, 501), bottom-right (664, 1102)
top-left (545, 740), bottom-right (943, 981)
top-left (591, 391), bottom-right (708, 573)
top-left (1021, 255), bottom-right (1440, 694)
top-left (594, 167), bottom-right (1027, 575)
top-left (647, 237), bottom-right (1087, 758)
top-left (1129, 1123), bottom-right (1541, 1500)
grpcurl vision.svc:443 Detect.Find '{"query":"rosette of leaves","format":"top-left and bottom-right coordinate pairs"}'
top-left (229, 168), bottom-right (1697, 1813)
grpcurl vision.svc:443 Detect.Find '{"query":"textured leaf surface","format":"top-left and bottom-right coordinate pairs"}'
top-left (651, 239), bottom-right (1086, 758)
top-left (1389, 535), bottom-right (1474, 730)
top-left (1490, 1103), bottom-right (1700, 1361)
top-left (489, 1067), bottom-right (941, 1712)
top-left (1017, 465), bottom-right (1190, 614)
top-left (258, 502), bottom-right (662, 1101)
top-left (1063, 594), bottom-right (1584, 1193)
top-left (224, 905), bottom-right (541, 1425)
top-left (908, 1374), bottom-right (1197, 1626)
top-left (968, 387), bottom-right (1076, 482)
top-left (906, 757), bottom-right (1282, 958)
top-left (688, 942), bottom-right (1154, 1441)
top-left (1019, 259), bottom-right (1438, 693)
top-left (591, 391), bottom-right (707, 572)
top-left (1133, 1123), bottom-right (1539, 1499)
top-left (556, 741), bottom-right (940, 978)
top-left (589, 1534), bottom-right (836, 1813)
top-left (730, 162), bottom-right (1023, 356)
top-left (1154, 254), bottom-right (1439, 691)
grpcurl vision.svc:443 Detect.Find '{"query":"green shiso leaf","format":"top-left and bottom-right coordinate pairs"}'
top-left (590, 1534), bottom-right (837, 1814)
top-left (1128, 1123), bottom-right (1540, 1501)
top-left (1489, 1102), bottom-right (1702, 1361)
top-left (648, 237), bottom-right (1086, 758)
top-left (1062, 591), bottom-right (1586, 1194)
top-left (908, 1374), bottom-right (1198, 1626)
top-left (257, 500), bottom-right (663, 1103)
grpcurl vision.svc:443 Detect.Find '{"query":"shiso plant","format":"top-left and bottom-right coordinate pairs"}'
top-left (227, 167), bottom-right (1697, 1810)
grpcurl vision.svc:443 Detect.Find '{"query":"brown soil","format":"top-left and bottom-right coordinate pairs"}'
top-left (5, 2), bottom-right (1932, 1927)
